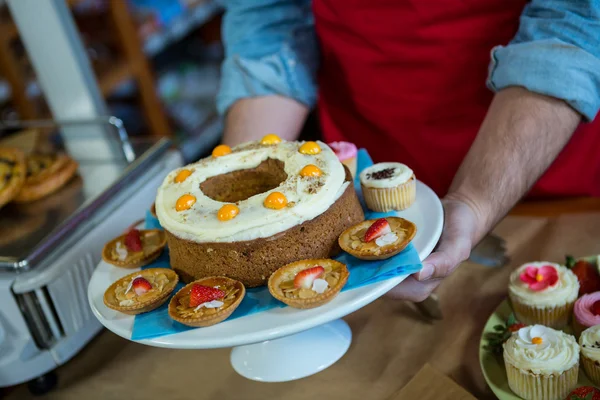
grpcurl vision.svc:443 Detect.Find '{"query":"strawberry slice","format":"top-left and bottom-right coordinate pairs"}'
top-left (592, 300), bottom-right (600, 316)
top-left (294, 266), bottom-right (325, 289)
top-left (189, 285), bottom-right (225, 308)
top-left (124, 229), bottom-right (143, 252)
top-left (132, 277), bottom-right (152, 295)
top-left (364, 218), bottom-right (391, 242)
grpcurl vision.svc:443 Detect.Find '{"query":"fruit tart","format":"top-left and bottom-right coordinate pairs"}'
top-left (0, 147), bottom-right (26, 209)
top-left (103, 268), bottom-right (179, 315)
top-left (102, 228), bottom-right (167, 269)
top-left (268, 259), bottom-right (349, 309)
top-left (168, 276), bottom-right (245, 327)
top-left (338, 217), bottom-right (416, 260)
top-left (13, 152), bottom-right (78, 203)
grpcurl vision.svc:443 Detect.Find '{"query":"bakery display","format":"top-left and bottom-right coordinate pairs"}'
top-left (338, 217), bottom-right (416, 260)
top-left (168, 276), bottom-right (245, 327)
top-left (579, 325), bottom-right (600, 386)
top-left (102, 228), bottom-right (167, 269)
top-left (503, 325), bottom-right (579, 400)
top-left (0, 147), bottom-right (26, 210)
top-left (13, 153), bottom-right (78, 203)
top-left (103, 268), bottom-right (179, 315)
top-left (359, 162), bottom-right (416, 212)
top-left (508, 262), bottom-right (579, 328)
top-left (155, 137), bottom-right (364, 287)
top-left (329, 141), bottom-right (357, 178)
top-left (573, 292), bottom-right (600, 337)
top-left (268, 259), bottom-right (349, 309)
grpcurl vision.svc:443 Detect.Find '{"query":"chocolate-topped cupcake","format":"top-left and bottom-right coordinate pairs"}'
top-left (359, 162), bottom-right (416, 212)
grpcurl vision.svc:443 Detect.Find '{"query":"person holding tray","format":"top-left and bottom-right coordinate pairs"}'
top-left (215, 0), bottom-right (600, 303)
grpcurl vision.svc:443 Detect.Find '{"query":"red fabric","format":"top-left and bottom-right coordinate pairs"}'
top-left (313, 0), bottom-right (600, 198)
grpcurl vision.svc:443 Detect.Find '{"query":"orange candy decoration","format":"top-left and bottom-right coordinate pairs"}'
top-left (298, 141), bottom-right (321, 155)
top-left (264, 192), bottom-right (288, 210)
top-left (218, 204), bottom-right (240, 221)
top-left (300, 164), bottom-right (322, 177)
top-left (531, 337), bottom-right (543, 345)
top-left (260, 134), bottom-right (282, 145)
top-left (174, 169), bottom-right (192, 183)
top-left (176, 194), bottom-right (196, 211)
top-left (212, 144), bottom-right (232, 157)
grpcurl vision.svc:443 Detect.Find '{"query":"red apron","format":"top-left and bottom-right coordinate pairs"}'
top-left (313, 0), bottom-right (600, 198)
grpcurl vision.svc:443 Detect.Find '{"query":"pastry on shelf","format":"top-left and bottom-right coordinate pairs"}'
top-left (338, 217), bottom-right (417, 260)
top-left (359, 162), bottom-right (416, 212)
top-left (168, 276), bottom-right (245, 327)
top-left (329, 141), bottom-right (357, 178)
top-left (579, 325), bottom-right (600, 387)
top-left (13, 152), bottom-right (79, 203)
top-left (103, 268), bottom-right (179, 315)
top-left (102, 228), bottom-right (167, 269)
top-left (503, 324), bottom-right (579, 400)
top-left (0, 147), bottom-right (26, 210)
top-left (508, 262), bottom-right (579, 329)
top-left (268, 259), bottom-right (349, 309)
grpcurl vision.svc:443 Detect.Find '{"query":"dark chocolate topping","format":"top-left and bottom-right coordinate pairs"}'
top-left (367, 167), bottom-right (395, 180)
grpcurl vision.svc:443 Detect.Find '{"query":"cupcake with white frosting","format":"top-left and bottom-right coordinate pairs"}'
top-left (508, 262), bottom-right (579, 329)
top-left (359, 162), bottom-right (416, 212)
top-left (579, 325), bottom-right (600, 386)
top-left (504, 325), bottom-right (579, 400)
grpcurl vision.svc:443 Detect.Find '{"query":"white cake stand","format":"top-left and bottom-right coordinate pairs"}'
top-left (88, 181), bottom-right (443, 382)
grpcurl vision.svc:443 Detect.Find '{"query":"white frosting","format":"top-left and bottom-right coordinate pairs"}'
top-left (503, 325), bottom-right (579, 374)
top-left (359, 162), bottom-right (413, 188)
top-left (115, 242), bottom-right (128, 261)
top-left (508, 262), bottom-right (579, 307)
top-left (375, 232), bottom-right (398, 247)
top-left (119, 299), bottom-right (135, 307)
top-left (580, 325), bottom-right (600, 362)
top-left (156, 140), bottom-right (348, 243)
top-left (194, 300), bottom-right (224, 311)
top-left (312, 278), bottom-right (328, 294)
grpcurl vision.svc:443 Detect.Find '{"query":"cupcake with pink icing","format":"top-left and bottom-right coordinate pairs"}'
top-left (329, 142), bottom-right (358, 178)
top-left (573, 292), bottom-right (600, 337)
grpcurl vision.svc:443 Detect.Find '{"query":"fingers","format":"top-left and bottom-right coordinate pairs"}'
top-left (385, 276), bottom-right (441, 302)
top-left (416, 236), bottom-right (471, 281)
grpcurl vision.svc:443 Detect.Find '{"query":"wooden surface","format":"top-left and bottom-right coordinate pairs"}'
top-left (510, 197), bottom-right (600, 217)
top-left (5, 213), bottom-right (600, 399)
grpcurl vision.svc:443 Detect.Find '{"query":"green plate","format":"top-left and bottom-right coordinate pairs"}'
top-left (478, 255), bottom-right (600, 399)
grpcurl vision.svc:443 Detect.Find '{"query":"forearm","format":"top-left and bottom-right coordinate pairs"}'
top-left (448, 87), bottom-right (581, 244)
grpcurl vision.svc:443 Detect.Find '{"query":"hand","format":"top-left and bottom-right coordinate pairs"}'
top-left (385, 197), bottom-right (479, 302)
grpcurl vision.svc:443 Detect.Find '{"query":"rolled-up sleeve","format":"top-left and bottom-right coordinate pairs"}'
top-left (487, 1), bottom-right (600, 121)
top-left (216, 0), bottom-right (318, 116)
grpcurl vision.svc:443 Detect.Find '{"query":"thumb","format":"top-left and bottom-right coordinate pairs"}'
top-left (416, 235), bottom-right (471, 281)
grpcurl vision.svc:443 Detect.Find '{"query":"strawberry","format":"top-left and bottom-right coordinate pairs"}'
top-left (564, 386), bottom-right (600, 400)
top-left (293, 266), bottom-right (325, 289)
top-left (566, 255), bottom-right (600, 296)
top-left (364, 218), bottom-right (391, 242)
top-left (124, 229), bottom-right (143, 252)
top-left (508, 323), bottom-right (526, 332)
top-left (592, 301), bottom-right (600, 316)
top-left (189, 285), bottom-right (225, 308)
top-left (132, 277), bottom-right (152, 295)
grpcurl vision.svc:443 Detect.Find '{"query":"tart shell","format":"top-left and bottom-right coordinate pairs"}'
top-left (13, 154), bottom-right (79, 203)
top-left (0, 147), bottom-right (26, 209)
top-left (168, 276), bottom-right (245, 327)
top-left (102, 229), bottom-right (167, 269)
top-left (103, 268), bottom-right (179, 315)
top-left (338, 217), bottom-right (417, 260)
top-left (268, 259), bottom-right (349, 309)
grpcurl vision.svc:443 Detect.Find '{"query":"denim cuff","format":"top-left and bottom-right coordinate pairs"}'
top-left (487, 39), bottom-right (600, 121)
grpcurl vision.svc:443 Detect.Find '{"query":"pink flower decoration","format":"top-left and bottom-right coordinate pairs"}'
top-left (520, 265), bottom-right (559, 291)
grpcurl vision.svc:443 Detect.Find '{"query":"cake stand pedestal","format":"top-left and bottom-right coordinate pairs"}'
top-left (88, 181), bottom-right (443, 382)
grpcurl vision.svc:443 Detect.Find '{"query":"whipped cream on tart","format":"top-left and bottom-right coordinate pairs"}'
top-left (102, 229), bottom-right (167, 269)
top-left (268, 259), bottom-right (349, 309)
top-left (168, 276), bottom-right (245, 327)
top-left (103, 268), bottom-right (179, 315)
top-left (338, 217), bottom-right (416, 260)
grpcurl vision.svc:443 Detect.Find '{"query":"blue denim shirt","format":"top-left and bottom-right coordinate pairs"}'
top-left (217, 0), bottom-right (600, 121)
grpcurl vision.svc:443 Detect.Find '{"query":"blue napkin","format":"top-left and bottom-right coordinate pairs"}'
top-left (131, 149), bottom-right (422, 340)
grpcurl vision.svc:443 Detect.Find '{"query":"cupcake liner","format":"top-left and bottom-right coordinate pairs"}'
top-left (341, 157), bottom-right (357, 178)
top-left (505, 360), bottom-right (578, 400)
top-left (582, 354), bottom-right (600, 387)
top-left (509, 293), bottom-right (574, 329)
top-left (361, 175), bottom-right (416, 212)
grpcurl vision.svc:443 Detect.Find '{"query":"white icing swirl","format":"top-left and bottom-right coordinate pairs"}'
top-left (508, 262), bottom-right (579, 307)
top-left (359, 162), bottom-right (413, 188)
top-left (156, 140), bottom-right (348, 242)
top-left (503, 325), bottom-right (579, 374)
top-left (580, 325), bottom-right (600, 362)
